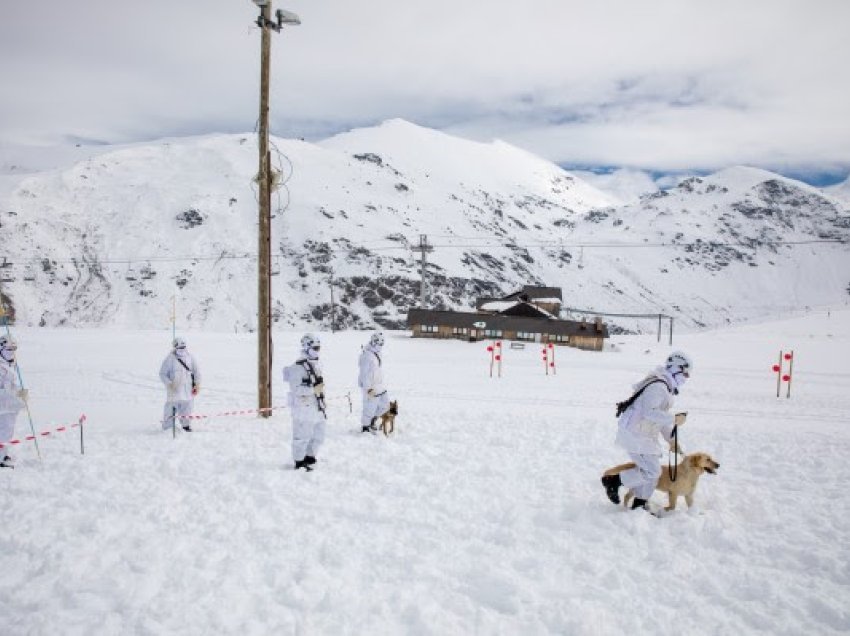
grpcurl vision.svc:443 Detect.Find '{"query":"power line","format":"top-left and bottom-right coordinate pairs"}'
top-left (0, 238), bottom-right (843, 269)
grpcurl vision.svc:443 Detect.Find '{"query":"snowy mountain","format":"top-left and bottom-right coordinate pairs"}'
top-left (825, 174), bottom-right (850, 206)
top-left (1, 120), bottom-right (848, 332)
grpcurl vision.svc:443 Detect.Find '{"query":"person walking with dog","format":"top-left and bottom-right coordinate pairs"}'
top-left (358, 331), bottom-right (389, 434)
top-left (0, 336), bottom-right (26, 468)
top-left (601, 351), bottom-right (691, 512)
top-left (283, 333), bottom-right (327, 471)
top-left (159, 337), bottom-right (202, 432)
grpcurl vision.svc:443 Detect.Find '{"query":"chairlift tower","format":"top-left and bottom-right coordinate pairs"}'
top-left (416, 234), bottom-right (434, 308)
top-left (252, 0), bottom-right (300, 417)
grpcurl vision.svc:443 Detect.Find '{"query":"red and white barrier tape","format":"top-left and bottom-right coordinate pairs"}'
top-left (177, 405), bottom-right (284, 421)
top-left (0, 414), bottom-right (86, 448)
top-left (171, 392), bottom-right (353, 421)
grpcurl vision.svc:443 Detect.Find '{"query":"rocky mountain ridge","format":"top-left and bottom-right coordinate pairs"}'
top-left (0, 120), bottom-right (847, 333)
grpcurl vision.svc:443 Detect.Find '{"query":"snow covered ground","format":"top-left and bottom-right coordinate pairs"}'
top-left (1, 309), bottom-right (849, 635)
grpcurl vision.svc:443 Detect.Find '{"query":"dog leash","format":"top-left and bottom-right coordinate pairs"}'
top-left (668, 426), bottom-right (679, 482)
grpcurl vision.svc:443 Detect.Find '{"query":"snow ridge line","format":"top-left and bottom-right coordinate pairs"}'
top-left (0, 414), bottom-right (87, 448)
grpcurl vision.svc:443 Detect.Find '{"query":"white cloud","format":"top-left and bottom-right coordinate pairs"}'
top-left (569, 169), bottom-right (659, 205)
top-left (1, 0), bottom-right (849, 175)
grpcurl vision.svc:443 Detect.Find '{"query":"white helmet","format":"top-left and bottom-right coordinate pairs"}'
top-left (369, 331), bottom-right (385, 348)
top-left (301, 333), bottom-right (321, 359)
top-left (173, 337), bottom-right (187, 350)
top-left (0, 335), bottom-right (17, 362)
top-left (665, 350), bottom-right (693, 376)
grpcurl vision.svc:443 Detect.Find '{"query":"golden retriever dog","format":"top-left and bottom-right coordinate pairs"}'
top-left (378, 400), bottom-right (399, 436)
top-left (602, 452), bottom-right (719, 511)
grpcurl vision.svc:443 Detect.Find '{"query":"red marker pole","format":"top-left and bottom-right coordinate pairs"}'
top-left (487, 345), bottom-right (494, 378)
top-left (548, 343), bottom-right (556, 375)
top-left (542, 347), bottom-right (549, 376)
top-left (79, 414), bottom-right (86, 455)
top-left (496, 341), bottom-right (503, 377)
top-left (785, 351), bottom-right (794, 399)
top-left (775, 351), bottom-right (783, 398)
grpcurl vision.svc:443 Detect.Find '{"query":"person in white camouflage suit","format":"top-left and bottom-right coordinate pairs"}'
top-left (0, 336), bottom-right (26, 468)
top-left (283, 333), bottom-right (327, 471)
top-left (159, 337), bottom-right (202, 432)
top-left (358, 331), bottom-right (389, 434)
top-left (601, 351), bottom-right (692, 512)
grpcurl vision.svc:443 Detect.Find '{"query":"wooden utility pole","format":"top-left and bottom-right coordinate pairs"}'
top-left (253, 1), bottom-right (300, 417)
top-left (257, 1), bottom-right (273, 417)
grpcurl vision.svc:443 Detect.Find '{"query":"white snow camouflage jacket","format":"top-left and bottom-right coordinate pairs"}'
top-left (283, 358), bottom-right (325, 418)
top-left (615, 367), bottom-right (678, 455)
top-left (0, 359), bottom-right (23, 416)
top-left (357, 346), bottom-right (385, 394)
top-left (159, 350), bottom-right (201, 402)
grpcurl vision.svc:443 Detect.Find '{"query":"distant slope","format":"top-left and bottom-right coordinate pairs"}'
top-left (0, 122), bottom-right (848, 332)
top-left (825, 175), bottom-right (850, 207)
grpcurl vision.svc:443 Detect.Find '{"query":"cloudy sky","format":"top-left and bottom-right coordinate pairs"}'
top-left (2, 0), bottom-right (848, 183)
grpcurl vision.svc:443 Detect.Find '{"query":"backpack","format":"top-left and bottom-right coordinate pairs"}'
top-left (615, 379), bottom-right (666, 418)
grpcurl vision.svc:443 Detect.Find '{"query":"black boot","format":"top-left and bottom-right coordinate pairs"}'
top-left (601, 474), bottom-right (622, 504)
top-left (303, 455), bottom-right (316, 466)
top-left (0, 455), bottom-right (14, 469)
top-left (631, 497), bottom-right (648, 510)
top-left (294, 459), bottom-right (313, 471)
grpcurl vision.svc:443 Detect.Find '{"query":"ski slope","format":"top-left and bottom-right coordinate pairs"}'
top-left (1, 309), bottom-right (849, 634)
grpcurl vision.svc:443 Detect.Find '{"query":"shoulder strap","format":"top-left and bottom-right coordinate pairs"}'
top-left (372, 351), bottom-right (381, 366)
top-left (616, 378), bottom-right (668, 416)
top-left (174, 353), bottom-right (196, 387)
top-left (299, 359), bottom-right (320, 384)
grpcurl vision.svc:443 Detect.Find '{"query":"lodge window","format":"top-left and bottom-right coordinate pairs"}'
top-left (554, 334), bottom-right (570, 343)
top-left (421, 325), bottom-right (439, 333)
top-left (516, 331), bottom-right (536, 341)
top-left (484, 329), bottom-right (503, 337)
top-left (452, 327), bottom-right (468, 335)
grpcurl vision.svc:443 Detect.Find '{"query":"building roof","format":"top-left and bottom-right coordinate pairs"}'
top-left (407, 308), bottom-right (609, 338)
top-left (478, 300), bottom-right (556, 319)
top-left (503, 286), bottom-right (563, 302)
top-left (476, 286), bottom-right (563, 310)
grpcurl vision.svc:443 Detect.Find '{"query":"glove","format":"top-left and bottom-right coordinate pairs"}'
top-left (367, 388), bottom-right (375, 397)
top-left (192, 385), bottom-right (200, 396)
top-left (669, 440), bottom-right (684, 454)
top-left (674, 412), bottom-right (688, 426)
top-left (17, 388), bottom-right (28, 402)
top-left (313, 382), bottom-right (325, 396)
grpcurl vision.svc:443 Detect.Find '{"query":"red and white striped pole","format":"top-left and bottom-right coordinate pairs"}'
top-left (772, 351), bottom-right (783, 398)
top-left (495, 341), bottom-right (502, 378)
top-left (784, 351), bottom-right (794, 398)
top-left (486, 344), bottom-right (495, 378)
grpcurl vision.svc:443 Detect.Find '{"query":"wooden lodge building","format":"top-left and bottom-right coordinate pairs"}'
top-left (406, 286), bottom-right (608, 351)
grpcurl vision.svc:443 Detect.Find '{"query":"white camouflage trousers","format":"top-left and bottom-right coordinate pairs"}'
top-left (619, 452), bottom-right (662, 500)
top-left (0, 412), bottom-right (18, 458)
top-left (162, 400), bottom-right (193, 430)
top-left (361, 390), bottom-right (390, 428)
top-left (291, 415), bottom-right (326, 462)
